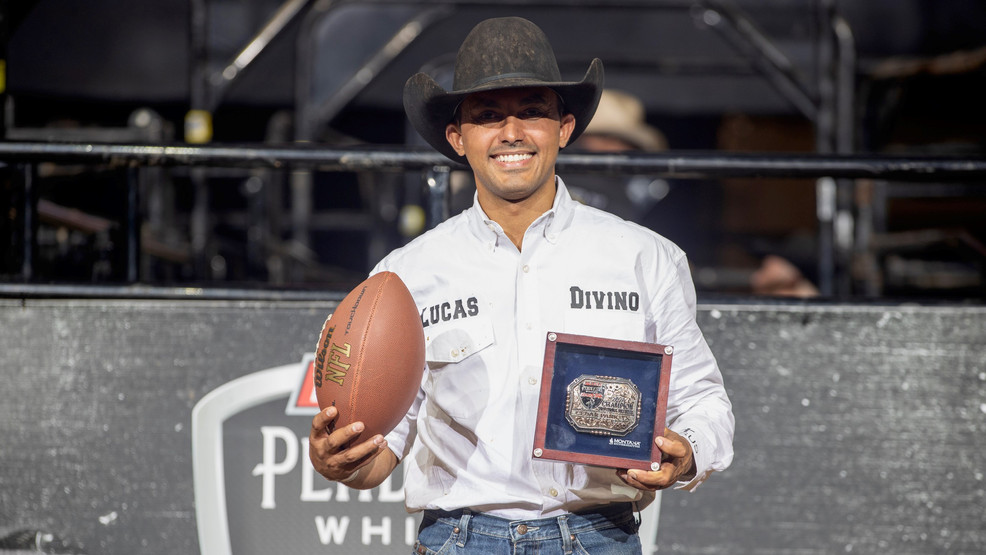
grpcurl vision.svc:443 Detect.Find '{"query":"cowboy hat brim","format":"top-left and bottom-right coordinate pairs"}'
top-left (404, 58), bottom-right (604, 164)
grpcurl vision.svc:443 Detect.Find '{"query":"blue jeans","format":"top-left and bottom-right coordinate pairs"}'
top-left (412, 504), bottom-right (641, 554)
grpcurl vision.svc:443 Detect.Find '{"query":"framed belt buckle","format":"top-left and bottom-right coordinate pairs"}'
top-left (533, 332), bottom-right (673, 471)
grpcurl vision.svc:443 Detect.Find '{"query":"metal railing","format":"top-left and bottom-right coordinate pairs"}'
top-left (6, 0), bottom-right (985, 297)
top-left (5, 142), bottom-right (986, 179)
top-left (3, 141), bottom-right (985, 292)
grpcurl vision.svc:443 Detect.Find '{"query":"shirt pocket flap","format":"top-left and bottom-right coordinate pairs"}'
top-left (425, 317), bottom-right (495, 364)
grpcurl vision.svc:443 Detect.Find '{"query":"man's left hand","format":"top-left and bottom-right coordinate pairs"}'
top-left (617, 428), bottom-right (696, 491)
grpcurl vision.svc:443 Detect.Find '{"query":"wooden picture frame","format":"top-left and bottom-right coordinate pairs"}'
top-left (533, 332), bottom-right (673, 471)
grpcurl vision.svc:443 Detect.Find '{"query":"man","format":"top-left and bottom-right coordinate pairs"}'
top-left (310, 17), bottom-right (734, 553)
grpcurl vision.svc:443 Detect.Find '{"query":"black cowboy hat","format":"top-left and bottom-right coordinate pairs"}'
top-left (403, 16), bottom-right (604, 163)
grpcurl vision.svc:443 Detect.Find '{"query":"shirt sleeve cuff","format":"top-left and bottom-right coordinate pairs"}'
top-left (670, 423), bottom-right (715, 492)
top-left (384, 417), bottom-right (412, 462)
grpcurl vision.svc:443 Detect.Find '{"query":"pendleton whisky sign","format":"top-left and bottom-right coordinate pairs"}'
top-left (191, 354), bottom-right (419, 554)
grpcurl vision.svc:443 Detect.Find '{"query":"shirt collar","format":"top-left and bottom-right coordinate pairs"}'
top-left (544, 176), bottom-right (576, 243)
top-left (465, 176), bottom-right (577, 248)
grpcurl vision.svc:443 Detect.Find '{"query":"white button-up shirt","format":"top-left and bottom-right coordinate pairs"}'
top-left (375, 178), bottom-right (733, 520)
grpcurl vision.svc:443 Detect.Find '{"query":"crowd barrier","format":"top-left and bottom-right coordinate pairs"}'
top-left (1, 294), bottom-right (983, 554)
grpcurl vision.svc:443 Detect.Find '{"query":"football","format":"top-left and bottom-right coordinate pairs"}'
top-left (313, 271), bottom-right (425, 441)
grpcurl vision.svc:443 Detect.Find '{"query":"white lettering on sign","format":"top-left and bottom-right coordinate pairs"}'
top-left (252, 426), bottom-right (299, 509)
top-left (362, 516), bottom-right (391, 545)
top-left (314, 515), bottom-right (350, 544)
top-left (405, 516), bottom-right (415, 545)
top-left (253, 426), bottom-right (414, 547)
top-left (253, 427), bottom-right (405, 508)
top-left (377, 473), bottom-right (404, 503)
top-left (313, 516), bottom-right (418, 546)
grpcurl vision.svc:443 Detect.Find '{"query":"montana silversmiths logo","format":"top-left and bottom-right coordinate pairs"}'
top-left (191, 354), bottom-right (418, 554)
top-left (608, 437), bottom-right (642, 449)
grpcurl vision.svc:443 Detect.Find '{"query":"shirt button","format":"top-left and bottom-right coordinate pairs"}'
top-left (517, 524), bottom-right (528, 535)
top-left (528, 377), bottom-right (537, 385)
top-left (522, 264), bottom-right (530, 273)
top-left (549, 488), bottom-right (559, 497)
top-left (450, 349), bottom-right (459, 358)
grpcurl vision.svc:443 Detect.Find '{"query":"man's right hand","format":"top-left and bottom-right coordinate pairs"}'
top-left (308, 406), bottom-right (396, 489)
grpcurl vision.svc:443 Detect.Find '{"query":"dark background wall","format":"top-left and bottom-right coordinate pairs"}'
top-left (3, 0), bottom-right (985, 299)
top-left (1, 297), bottom-right (983, 554)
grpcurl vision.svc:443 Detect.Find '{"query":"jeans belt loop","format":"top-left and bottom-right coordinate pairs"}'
top-left (557, 514), bottom-right (573, 555)
top-left (455, 511), bottom-right (471, 548)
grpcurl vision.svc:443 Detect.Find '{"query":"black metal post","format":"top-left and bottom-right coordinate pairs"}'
top-left (815, 0), bottom-right (837, 296)
top-left (126, 166), bottom-right (141, 282)
top-left (211, 0), bottom-right (313, 111)
top-left (833, 11), bottom-right (857, 297)
top-left (188, 0), bottom-right (213, 279)
top-left (244, 173), bottom-right (267, 277)
top-left (188, 0), bottom-right (211, 142)
top-left (424, 165), bottom-right (451, 230)
top-left (190, 167), bottom-right (210, 279)
top-left (19, 164), bottom-right (34, 281)
top-left (304, 7), bottom-right (450, 130)
top-left (699, 0), bottom-right (817, 121)
top-left (0, 0), bottom-right (8, 139)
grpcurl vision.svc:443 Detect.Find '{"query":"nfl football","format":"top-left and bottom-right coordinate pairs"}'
top-left (313, 271), bottom-right (425, 441)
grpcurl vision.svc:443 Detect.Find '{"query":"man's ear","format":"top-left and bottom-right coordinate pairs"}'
top-left (446, 123), bottom-right (465, 156)
top-left (558, 113), bottom-right (577, 148)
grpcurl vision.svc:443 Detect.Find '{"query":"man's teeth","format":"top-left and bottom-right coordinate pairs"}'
top-left (495, 153), bottom-right (532, 163)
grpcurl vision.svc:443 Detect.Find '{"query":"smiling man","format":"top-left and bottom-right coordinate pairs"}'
top-left (309, 17), bottom-right (734, 554)
top-left (448, 86), bottom-right (574, 248)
